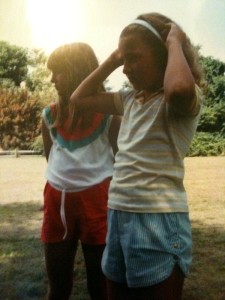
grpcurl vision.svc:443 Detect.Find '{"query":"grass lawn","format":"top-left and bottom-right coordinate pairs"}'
top-left (0, 156), bottom-right (225, 299)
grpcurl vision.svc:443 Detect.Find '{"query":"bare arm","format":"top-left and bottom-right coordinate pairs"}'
top-left (70, 50), bottom-right (123, 115)
top-left (41, 118), bottom-right (52, 161)
top-left (108, 115), bottom-right (121, 156)
top-left (164, 24), bottom-right (196, 115)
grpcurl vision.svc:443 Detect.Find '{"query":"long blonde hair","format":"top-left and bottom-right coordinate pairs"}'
top-left (47, 43), bottom-right (104, 129)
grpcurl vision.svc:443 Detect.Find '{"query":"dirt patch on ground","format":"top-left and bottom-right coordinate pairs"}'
top-left (0, 156), bottom-right (47, 205)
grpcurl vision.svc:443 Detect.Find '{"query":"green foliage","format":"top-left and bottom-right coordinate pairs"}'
top-left (27, 48), bottom-right (48, 66)
top-left (200, 55), bottom-right (225, 84)
top-left (188, 132), bottom-right (225, 156)
top-left (25, 48), bottom-right (57, 107)
top-left (0, 42), bottom-right (57, 151)
top-left (0, 40), bottom-right (224, 155)
top-left (191, 55), bottom-right (225, 156)
top-left (25, 48), bottom-right (53, 94)
top-left (200, 56), bottom-right (225, 108)
top-left (0, 41), bottom-right (29, 86)
top-left (32, 135), bottom-right (44, 153)
top-left (0, 88), bottom-right (43, 150)
top-left (25, 64), bottom-right (51, 92)
top-left (0, 78), bottom-right (16, 90)
top-left (0, 42), bottom-right (56, 107)
top-left (198, 101), bottom-right (225, 133)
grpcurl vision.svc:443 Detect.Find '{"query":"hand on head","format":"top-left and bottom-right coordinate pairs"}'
top-left (165, 23), bottom-right (187, 48)
top-left (109, 49), bottom-right (124, 68)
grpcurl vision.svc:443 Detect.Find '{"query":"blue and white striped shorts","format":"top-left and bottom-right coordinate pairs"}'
top-left (102, 209), bottom-right (192, 288)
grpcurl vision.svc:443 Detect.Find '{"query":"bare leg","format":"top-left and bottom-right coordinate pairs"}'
top-left (44, 240), bottom-right (78, 300)
top-left (82, 243), bottom-right (107, 300)
top-left (107, 265), bottom-right (184, 300)
top-left (107, 280), bottom-right (135, 300)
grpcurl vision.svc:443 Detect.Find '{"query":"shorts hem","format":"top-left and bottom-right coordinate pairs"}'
top-left (129, 262), bottom-right (188, 288)
top-left (102, 270), bottom-right (127, 285)
top-left (104, 262), bottom-right (188, 288)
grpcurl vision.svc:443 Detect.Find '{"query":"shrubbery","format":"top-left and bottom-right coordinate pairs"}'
top-left (0, 42), bottom-right (224, 156)
top-left (188, 131), bottom-right (225, 156)
top-left (0, 42), bottom-right (56, 151)
top-left (0, 88), bottom-right (43, 150)
top-left (32, 134), bottom-right (44, 153)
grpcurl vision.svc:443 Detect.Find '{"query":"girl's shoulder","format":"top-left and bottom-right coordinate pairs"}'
top-left (114, 88), bottom-right (136, 114)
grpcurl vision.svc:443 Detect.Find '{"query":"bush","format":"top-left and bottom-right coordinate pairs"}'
top-left (188, 132), bottom-right (225, 156)
top-left (198, 102), bottom-right (225, 133)
top-left (0, 87), bottom-right (43, 150)
top-left (32, 135), bottom-right (44, 154)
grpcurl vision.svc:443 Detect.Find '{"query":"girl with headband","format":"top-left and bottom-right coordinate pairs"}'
top-left (70, 13), bottom-right (203, 300)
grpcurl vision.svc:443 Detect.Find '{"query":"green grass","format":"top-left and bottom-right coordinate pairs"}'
top-left (183, 222), bottom-right (225, 299)
top-left (0, 156), bottom-right (225, 299)
top-left (0, 202), bottom-right (89, 300)
top-left (0, 203), bottom-right (47, 300)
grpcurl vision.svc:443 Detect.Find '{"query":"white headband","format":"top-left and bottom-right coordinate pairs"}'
top-left (130, 19), bottom-right (163, 42)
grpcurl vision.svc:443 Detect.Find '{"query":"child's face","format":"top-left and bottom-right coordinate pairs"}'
top-left (119, 33), bottom-right (164, 92)
top-left (51, 70), bottom-right (69, 97)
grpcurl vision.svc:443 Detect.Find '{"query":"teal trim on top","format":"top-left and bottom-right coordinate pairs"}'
top-left (51, 115), bottom-right (109, 151)
top-left (43, 105), bottom-right (110, 151)
top-left (44, 106), bottom-right (53, 127)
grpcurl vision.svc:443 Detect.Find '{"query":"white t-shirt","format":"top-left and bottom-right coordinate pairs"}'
top-left (43, 104), bottom-right (114, 192)
top-left (108, 87), bottom-right (202, 213)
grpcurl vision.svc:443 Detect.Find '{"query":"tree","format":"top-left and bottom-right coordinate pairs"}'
top-left (0, 41), bottom-right (29, 86)
top-left (198, 56), bottom-right (225, 133)
top-left (188, 55), bottom-right (225, 156)
top-left (25, 48), bottom-right (57, 108)
top-left (0, 42), bottom-right (57, 151)
top-left (26, 48), bottom-right (51, 91)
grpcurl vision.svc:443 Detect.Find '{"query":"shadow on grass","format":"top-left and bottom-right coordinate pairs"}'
top-left (183, 220), bottom-right (225, 300)
top-left (0, 202), bottom-right (89, 300)
top-left (1, 202), bottom-right (224, 300)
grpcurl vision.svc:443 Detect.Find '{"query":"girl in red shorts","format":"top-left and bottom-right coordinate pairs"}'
top-left (41, 42), bottom-right (120, 300)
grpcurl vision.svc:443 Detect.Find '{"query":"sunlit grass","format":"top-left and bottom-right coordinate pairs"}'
top-left (0, 156), bottom-right (224, 299)
top-left (183, 157), bottom-right (225, 300)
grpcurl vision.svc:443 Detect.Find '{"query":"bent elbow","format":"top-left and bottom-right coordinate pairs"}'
top-left (70, 92), bottom-right (80, 106)
top-left (167, 84), bottom-right (197, 116)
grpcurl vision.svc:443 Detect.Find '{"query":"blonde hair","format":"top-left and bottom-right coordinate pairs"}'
top-left (121, 12), bottom-right (203, 86)
top-left (47, 43), bottom-right (103, 128)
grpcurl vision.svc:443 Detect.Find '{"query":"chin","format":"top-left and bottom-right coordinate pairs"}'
top-left (129, 81), bottom-right (139, 91)
top-left (57, 91), bottom-right (65, 97)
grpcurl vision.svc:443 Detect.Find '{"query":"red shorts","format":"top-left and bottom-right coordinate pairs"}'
top-left (41, 178), bottom-right (110, 244)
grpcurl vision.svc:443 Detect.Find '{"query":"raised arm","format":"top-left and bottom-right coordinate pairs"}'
top-left (164, 24), bottom-right (197, 115)
top-left (70, 49), bottom-right (123, 115)
top-left (108, 115), bottom-right (121, 156)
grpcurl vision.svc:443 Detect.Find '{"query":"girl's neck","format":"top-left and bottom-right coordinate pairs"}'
top-left (135, 87), bottom-right (163, 104)
top-left (143, 87), bottom-right (163, 98)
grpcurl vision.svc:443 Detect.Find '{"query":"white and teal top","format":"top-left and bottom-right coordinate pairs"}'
top-left (43, 103), bottom-right (114, 193)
